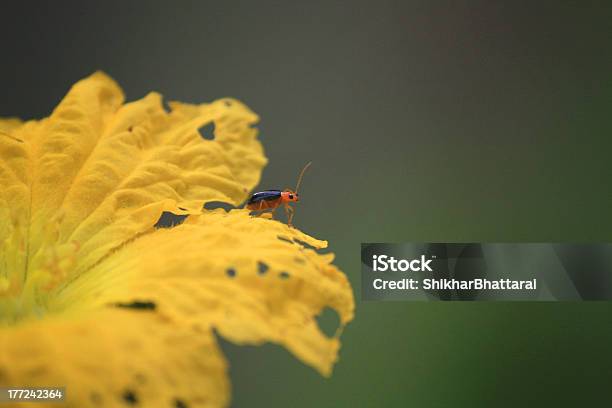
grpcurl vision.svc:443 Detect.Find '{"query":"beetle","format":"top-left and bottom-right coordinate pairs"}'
top-left (246, 162), bottom-right (312, 227)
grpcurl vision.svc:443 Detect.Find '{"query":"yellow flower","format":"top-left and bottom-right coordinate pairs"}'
top-left (0, 73), bottom-right (354, 407)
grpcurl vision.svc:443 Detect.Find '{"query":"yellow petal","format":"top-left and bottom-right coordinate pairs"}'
top-left (0, 309), bottom-right (229, 408)
top-left (0, 72), bottom-right (267, 294)
top-left (0, 117), bottom-right (22, 133)
top-left (0, 73), bottom-right (354, 408)
top-left (1, 210), bottom-right (354, 407)
top-left (53, 210), bottom-right (354, 375)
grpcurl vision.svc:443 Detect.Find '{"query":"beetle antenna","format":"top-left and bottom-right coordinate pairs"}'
top-left (294, 161), bottom-right (312, 195)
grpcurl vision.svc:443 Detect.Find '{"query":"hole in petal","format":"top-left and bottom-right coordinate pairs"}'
top-left (174, 398), bottom-right (189, 408)
top-left (204, 201), bottom-right (234, 211)
top-left (122, 389), bottom-right (138, 405)
top-left (198, 122), bottom-right (215, 140)
top-left (257, 261), bottom-right (269, 275)
top-left (226, 268), bottom-right (237, 278)
top-left (224, 100), bottom-right (232, 107)
top-left (112, 300), bottom-right (157, 311)
top-left (162, 99), bottom-right (172, 114)
top-left (279, 271), bottom-right (290, 279)
top-left (155, 212), bottom-right (188, 229)
top-left (316, 307), bottom-right (341, 338)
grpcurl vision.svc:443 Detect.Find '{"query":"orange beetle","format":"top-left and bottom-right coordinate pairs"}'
top-left (246, 162), bottom-right (312, 227)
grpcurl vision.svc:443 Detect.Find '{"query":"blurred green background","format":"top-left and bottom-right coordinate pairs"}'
top-left (2, 1), bottom-right (611, 406)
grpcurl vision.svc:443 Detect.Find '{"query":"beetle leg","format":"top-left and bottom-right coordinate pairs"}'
top-left (285, 204), bottom-right (295, 227)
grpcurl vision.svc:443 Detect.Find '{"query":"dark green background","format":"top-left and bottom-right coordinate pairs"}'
top-left (2, 1), bottom-right (611, 406)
